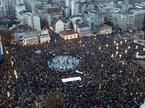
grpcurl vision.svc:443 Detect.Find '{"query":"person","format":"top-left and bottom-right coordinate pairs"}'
top-left (0, 35), bottom-right (145, 108)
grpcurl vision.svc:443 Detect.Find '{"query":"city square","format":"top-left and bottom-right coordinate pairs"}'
top-left (1, 35), bottom-right (145, 108)
top-left (0, 0), bottom-right (145, 108)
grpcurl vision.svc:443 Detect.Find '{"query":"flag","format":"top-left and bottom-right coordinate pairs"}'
top-left (0, 36), bottom-right (3, 62)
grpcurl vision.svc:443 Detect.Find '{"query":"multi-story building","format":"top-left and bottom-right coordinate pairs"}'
top-left (74, 22), bottom-right (91, 37)
top-left (84, 10), bottom-right (105, 32)
top-left (0, 0), bottom-right (15, 16)
top-left (12, 25), bottom-right (39, 46)
top-left (20, 12), bottom-right (41, 31)
top-left (133, 9), bottom-right (145, 29)
top-left (65, 0), bottom-right (80, 17)
top-left (37, 7), bottom-right (64, 26)
top-left (53, 19), bottom-right (70, 33)
top-left (108, 9), bottom-right (145, 30)
top-left (15, 0), bottom-right (26, 20)
top-left (25, 0), bottom-right (41, 12)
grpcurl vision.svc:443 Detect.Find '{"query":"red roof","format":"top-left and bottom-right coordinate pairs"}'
top-left (47, 8), bottom-right (63, 14)
top-left (61, 19), bottom-right (69, 23)
top-left (76, 22), bottom-right (89, 28)
top-left (60, 30), bottom-right (78, 35)
top-left (11, 25), bottom-right (38, 33)
top-left (100, 24), bottom-right (111, 28)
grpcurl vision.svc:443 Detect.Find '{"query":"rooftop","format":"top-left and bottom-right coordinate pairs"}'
top-left (60, 30), bottom-right (78, 35)
top-left (11, 25), bottom-right (38, 33)
top-left (100, 24), bottom-right (112, 28)
top-left (46, 8), bottom-right (64, 14)
top-left (76, 22), bottom-right (89, 28)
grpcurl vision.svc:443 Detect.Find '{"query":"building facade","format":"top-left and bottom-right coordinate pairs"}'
top-left (0, 0), bottom-right (15, 16)
top-left (74, 22), bottom-right (91, 37)
top-left (20, 12), bottom-right (41, 31)
top-left (14, 32), bottom-right (39, 46)
top-left (59, 30), bottom-right (78, 40)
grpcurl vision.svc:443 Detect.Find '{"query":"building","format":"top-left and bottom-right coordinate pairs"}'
top-left (54, 19), bottom-right (70, 33)
top-left (0, 0), bottom-right (15, 16)
top-left (70, 0), bottom-right (80, 16)
top-left (15, 4), bottom-right (26, 20)
top-left (99, 24), bottom-right (112, 34)
top-left (20, 12), bottom-right (41, 31)
top-left (12, 25), bottom-right (39, 46)
top-left (59, 30), bottom-right (78, 40)
top-left (39, 29), bottom-right (51, 44)
top-left (25, 0), bottom-right (41, 12)
top-left (108, 9), bottom-right (145, 30)
top-left (84, 10), bottom-right (106, 33)
top-left (37, 7), bottom-right (64, 26)
top-left (133, 9), bottom-right (145, 30)
top-left (65, 0), bottom-right (80, 17)
top-left (14, 32), bottom-right (39, 46)
top-left (39, 34), bottom-right (51, 44)
top-left (74, 22), bottom-right (91, 37)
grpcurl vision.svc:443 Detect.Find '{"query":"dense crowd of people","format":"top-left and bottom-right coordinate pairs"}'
top-left (0, 35), bottom-right (145, 108)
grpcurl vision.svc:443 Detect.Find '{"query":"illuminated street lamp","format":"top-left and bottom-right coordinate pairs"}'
top-left (116, 43), bottom-right (119, 46)
top-left (128, 46), bottom-right (131, 49)
top-left (122, 61), bottom-right (125, 65)
top-left (119, 54), bottom-right (122, 58)
top-left (99, 46), bottom-right (101, 50)
top-left (6, 50), bottom-right (9, 54)
top-left (135, 46), bottom-right (138, 49)
top-left (14, 70), bottom-right (18, 79)
top-left (136, 52), bottom-right (139, 56)
top-left (120, 41), bottom-right (123, 45)
top-left (143, 48), bottom-right (145, 51)
top-left (116, 51), bottom-right (119, 55)
top-left (116, 47), bottom-right (119, 50)
top-left (125, 50), bottom-right (128, 53)
top-left (7, 92), bottom-right (10, 97)
top-left (79, 40), bottom-right (82, 44)
top-left (111, 54), bottom-right (114, 58)
top-left (106, 44), bottom-right (109, 47)
top-left (125, 39), bottom-right (127, 43)
top-left (11, 60), bottom-right (14, 67)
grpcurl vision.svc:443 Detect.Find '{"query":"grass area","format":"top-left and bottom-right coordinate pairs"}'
top-left (132, 60), bottom-right (145, 69)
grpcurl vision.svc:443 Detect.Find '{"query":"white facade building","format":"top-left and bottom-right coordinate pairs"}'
top-left (20, 12), bottom-right (41, 31)
top-left (65, 0), bottom-right (79, 17)
top-left (108, 9), bottom-right (145, 30)
top-left (14, 32), bottom-right (39, 46)
top-left (15, 5), bottom-right (26, 20)
top-left (54, 19), bottom-right (70, 33)
top-left (25, 0), bottom-right (41, 12)
top-left (71, 0), bottom-right (79, 16)
top-left (74, 22), bottom-right (91, 37)
top-left (55, 20), bottom-right (64, 33)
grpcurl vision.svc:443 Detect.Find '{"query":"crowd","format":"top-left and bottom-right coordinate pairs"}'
top-left (0, 35), bottom-right (145, 108)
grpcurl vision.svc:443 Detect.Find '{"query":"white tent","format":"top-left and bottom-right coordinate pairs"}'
top-left (61, 77), bottom-right (81, 83)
